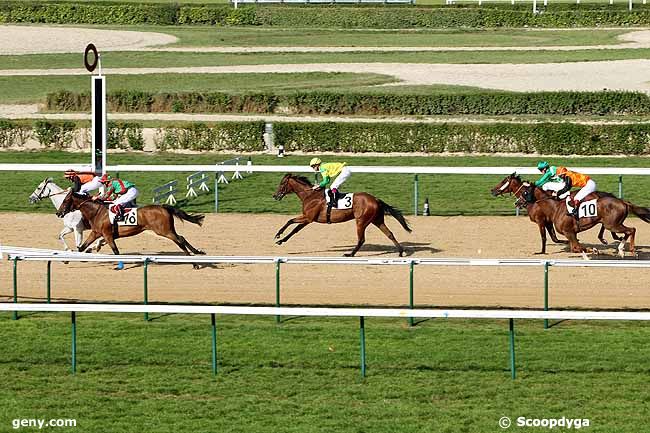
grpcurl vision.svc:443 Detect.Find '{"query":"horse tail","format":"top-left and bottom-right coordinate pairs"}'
top-left (625, 201), bottom-right (650, 223)
top-left (378, 200), bottom-right (412, 233)
top-left (163, 205), bottom-right (205, 226)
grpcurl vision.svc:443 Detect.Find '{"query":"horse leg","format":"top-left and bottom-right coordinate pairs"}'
top-left (277, 223), bottom-right (308, 245)
top-left (59, 226), bottom-right (74, 251)
top-left (546, 222), bottom-right (567, 244)
top-left (535, 223), bottom-right (547, 255)
top-left (78, 231), bottom-right (101, 253)
top-left (597, 225), bottom-right (608, 245)
top-left (345, 220), bottom-right (371, 257)
top-left (179, 235), bottom-right (205, 255)
top-left (608, 224), bottom-right (635, 258)
top-left (373, 222), bottom-right (405, 257)
top-left (101, 229), bottom-right (120, 255)
top-left (274, 218), bottom-right (299, 239)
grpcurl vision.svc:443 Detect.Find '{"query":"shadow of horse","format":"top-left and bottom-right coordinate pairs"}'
top-left (324, 242), bottom-right (440, 257)
top-left (557, 241), bottom-right (645, 260)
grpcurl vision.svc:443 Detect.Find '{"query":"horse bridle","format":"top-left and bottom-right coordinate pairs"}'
top-left (33, 179), bottom-right (68, 201)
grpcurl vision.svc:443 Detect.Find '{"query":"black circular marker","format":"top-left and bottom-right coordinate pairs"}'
top-left (84, 43), bottom-right (98, 72)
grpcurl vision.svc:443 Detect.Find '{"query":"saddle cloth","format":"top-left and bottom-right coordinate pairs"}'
top-left (565, 197), bottom-right (598, 219)
top-left (108, 207), bottom-right (138, 225)
top-left (325, 190), bottom-right (353, 209)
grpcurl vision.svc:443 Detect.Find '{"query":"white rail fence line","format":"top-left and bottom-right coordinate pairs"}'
top-left (0, 164), bottom-right (642, 214)
top-left (1, 302), bottom-right (649, 378)
top-left (4, 246), bottom-right (650, 332)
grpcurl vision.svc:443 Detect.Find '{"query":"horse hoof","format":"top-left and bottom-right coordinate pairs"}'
top-left (193, 264), bottom-right (200, 270)
top-left (343, 253), bottom-right (354, 257)
top-left (398, 251), bottom-right (404, 257)
top-left (197, 250), bottom-right (206, 255)
top-left (592, 248), bottom-right (599, 255)
top-left (600, 240), bottom-right (608, 246)
top-left (275, 240), bottom-right (283, 246)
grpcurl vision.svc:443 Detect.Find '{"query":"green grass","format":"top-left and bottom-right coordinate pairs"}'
top-left (145, 26), bottom-right (630, 48)
top-left (3, 151), bottom-right (650, 215)
top-left (0, 72), bottom-right (396, 104)
top-left (0, 313), bottom-right (649, 432)
top-left (3, 48), bottom-right (649, 71)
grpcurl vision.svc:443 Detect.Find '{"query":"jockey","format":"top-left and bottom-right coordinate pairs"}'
top-left (64, 169), bottom-right (102, 195)
top-left (534, 161), bottom-right (566, 195)
top-left (94, 174), bottom-right (138, 222)
top-left (555, 167), bottom-right (597, 219)
top-left (310, 157), bottom-right (351, 223)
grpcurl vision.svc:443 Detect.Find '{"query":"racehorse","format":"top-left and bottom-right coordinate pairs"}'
top-left (272, 174), bottom-right (411, 257)
top-left (58, 191), bottom-right (206, 265)
top-left (502, 175), bottom-right (650, 258)
top-left (29, 178), bottom-right (104, 252)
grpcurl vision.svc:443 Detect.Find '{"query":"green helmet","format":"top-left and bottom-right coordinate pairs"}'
top-left (537, 161), bottom-right (550, 171)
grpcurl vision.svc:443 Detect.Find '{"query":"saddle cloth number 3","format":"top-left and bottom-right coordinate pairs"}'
top-left (578, 199), bottom-right (598, 218)
top-left (337, 194), bottom-right (353, 209)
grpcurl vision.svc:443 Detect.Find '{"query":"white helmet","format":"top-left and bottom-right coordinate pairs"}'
top-left (309, 157), bottom-right (322, 167)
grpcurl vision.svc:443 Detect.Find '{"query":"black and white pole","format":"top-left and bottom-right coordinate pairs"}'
top-left (85, 43), bottom-right (107, 176)
top-left (423, 198), bottom-right (430, 216)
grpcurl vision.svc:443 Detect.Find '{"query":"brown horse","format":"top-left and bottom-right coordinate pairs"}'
top-left (59, 192), bottom-right (205, 264)
top-left (491, 173), bottom-right (569, 254)
top-left (513, 178), bottom-right (650, 258)
top-left (272, 174), bottom-right (411, 257)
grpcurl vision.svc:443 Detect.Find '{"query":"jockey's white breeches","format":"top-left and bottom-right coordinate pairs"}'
top-left (574, 179), bottom-right (597, 202)
top-left (541, 181), bottom-right (565, 193)
top-left (113, 187), bottom-right (138, 206)
top-left (330, 167), bottom-right (351, 190)
top-left (79, 177), bottom-right (103, 195)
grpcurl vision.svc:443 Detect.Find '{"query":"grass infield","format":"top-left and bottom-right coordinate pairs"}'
top-left (0, 313), bottom-right (648, 432)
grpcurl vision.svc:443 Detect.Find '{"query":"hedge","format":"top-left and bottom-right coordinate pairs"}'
top-left (2, 119), bottom-right (650, 155)
top-left (3, 2), bottom-right (650, 27)
top-left (273, 122), bottom-right (650, 155)
top-left (46, 90), bottom-right (650, 117)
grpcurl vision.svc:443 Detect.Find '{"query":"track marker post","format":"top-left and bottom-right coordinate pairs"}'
top-left (211, 313), bottom-right (218, 375)
top-left (275, 259), bottom-right (282, 324)
top-left (544, 261), bottom-right (549, 329)
top-left (12, 257), bottom-right (18, 320)
top-left (143, 258), bottom-right (149, 322)
top-left (46, 261), bottom-right (51, 304)
top-left (359, 316), bottom-right (367, 378)
top-left (409, 260), bottom-right (415, 327)
top-left (509, 318), bottom-right (516, 379)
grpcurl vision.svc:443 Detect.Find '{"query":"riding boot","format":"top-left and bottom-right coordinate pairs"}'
top-left (326, 202), bottom-right (333, 224)
top-left (572, 200), bottom-right (580, 220)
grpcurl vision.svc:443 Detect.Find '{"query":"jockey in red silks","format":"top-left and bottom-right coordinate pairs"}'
top-left (93, 174), bottom-right (139, 222)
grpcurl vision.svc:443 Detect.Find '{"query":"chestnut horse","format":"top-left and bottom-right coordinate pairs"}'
top-left (272, 174), bottom-right (411, 257)
top-left (59, 191), bottom-right (205, 264)
top-left (510, 176), bottom-right (650, 258)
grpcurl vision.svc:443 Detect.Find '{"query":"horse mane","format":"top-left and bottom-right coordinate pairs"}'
top-left (290, 174), bottom-right (313, 186)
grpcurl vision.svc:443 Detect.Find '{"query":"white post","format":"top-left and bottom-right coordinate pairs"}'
top-left (629, 0), bottom-right (633, 10)
top-left (544, 0), bottom-right (547, 6)
top-left (533, 0), bottom-right (537, 13)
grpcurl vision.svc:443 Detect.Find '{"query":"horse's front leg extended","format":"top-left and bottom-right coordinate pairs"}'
top-left (274, 217), bottom-right (301, 239)
top-left (59, 226), bottom-right (74, 251)
top-left (78, 231), bottom-right (100, 253)
top-left (277, 223), bottom-right (308, 245)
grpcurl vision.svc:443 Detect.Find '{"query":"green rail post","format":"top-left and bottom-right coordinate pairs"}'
top-left (543, 261), bottom-right (549, 330)
top-left (413, 174), bottom-right (419, 216)
top-left (359, 316), bottom-right (366, 378)
top-left (211, 313), bottom-right (217, 376)
top-left (618, 175), bottom-right (623, 199)
top-left (409, 260), bottom-right (414, 327)
top-left (509, 318), bottom-right (516, 380)
top-left (12, 257), bottom-right (18, 321)
top-left (46, 261), bottom-right (51, 304)
top-left (275, 259), bottom-right (281, 324)
top-left (71, 311), bottom-right (77, 374)
top-left (143, 259), bottom-right (149, 322)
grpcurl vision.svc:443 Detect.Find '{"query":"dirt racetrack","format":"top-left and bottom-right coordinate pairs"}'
top-left (2, 213), bottom-right (650, 310)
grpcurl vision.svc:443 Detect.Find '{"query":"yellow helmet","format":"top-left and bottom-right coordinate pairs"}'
top-left (309, 157), bottom-right (321, 167)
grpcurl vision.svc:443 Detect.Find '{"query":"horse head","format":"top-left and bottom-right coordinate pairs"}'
top-left (29, 177), bottom-right (55, 204)
top-left (491, 172), bottom-right (521, 197)
top-left (515, 182), bottom-right (536, 208)
top-left (56, 189), bottom-right (87, 218)
top-left (273, 174), bottom-right (313, 201)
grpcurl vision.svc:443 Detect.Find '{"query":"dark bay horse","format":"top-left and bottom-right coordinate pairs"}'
top-left (272, 174), bottom-right (412, 257)
top-left (59, 192), bottom-right (206, 264)
top-left (491, 173), bottom-right (568, 254)
top-left (496, 174), bottom-right (650, 258)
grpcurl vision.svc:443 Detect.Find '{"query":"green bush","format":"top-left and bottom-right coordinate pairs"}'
top-left (3, 2), bottom-right (650, 27)
top-left (273, 122), bottom-right (650, 155)
top-left (155, 121), bottom-right (265, 152)
top-left (107, 122), bottom-right (144, 151)
top-left (33, 120), bottom-right (76, 149)
top-left (0, 120), bottom-right (31, 148)
top-left (46, 90), bottom-right (650, 117)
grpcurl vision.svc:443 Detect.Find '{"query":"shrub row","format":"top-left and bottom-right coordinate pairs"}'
top-left (2, 2), bottom-right (650, 27)
top-left (3, 119), bottom-right (650, 155)
top-left (47, 90), bottom-right (650, 117)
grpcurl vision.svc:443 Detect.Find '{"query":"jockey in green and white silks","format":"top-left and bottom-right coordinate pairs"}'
top-left (94, 174), bottom-right (138, 221)
top-left (534, 161), bottom-right (566, 195)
